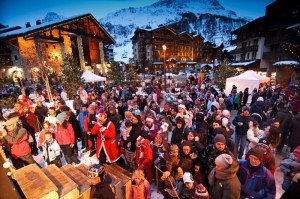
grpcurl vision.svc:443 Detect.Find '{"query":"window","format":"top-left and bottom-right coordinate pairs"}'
top-left (53, 45), bottom-right (56, 49)
top-left (247, 53), bottom-right (250, 59)
top-left (254, 39), bottom-right (258, 46)
top-left (45, 44), bottom-right (49, 48)
top-left (252, 52), bottom-right (257, 59)
top-left (14, 55), bottom-right (18, 60)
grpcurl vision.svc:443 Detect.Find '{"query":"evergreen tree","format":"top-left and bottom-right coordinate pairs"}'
top-left (107, 61), bottom-right (124, 86)
top-left (214, 58), bottom-right (239, 89)
top-left (60, 55), bottom-right (85, 98)
top-left (125, 59), bottom-right (139, 85)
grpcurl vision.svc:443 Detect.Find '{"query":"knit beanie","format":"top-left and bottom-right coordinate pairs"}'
top-left (247, 147), bottom-right (264, 162)
top-left (213, 134), bottom-right (226, 144)
top-left (195, 184), bottom-right (209, 199)
top-left (56, 112), bottom-right (66, 125)
top-left (293, 146), bottom-right (300, 156)
top-left (215, 154), bottom-right (233, 170)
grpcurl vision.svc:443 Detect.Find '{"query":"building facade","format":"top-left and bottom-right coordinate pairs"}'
top-left (230, 0), bottom-right (300, 86)
top-left (131, 26), bottom-right (221, 74)
top-left (0, 14), bottom-right (115, 82)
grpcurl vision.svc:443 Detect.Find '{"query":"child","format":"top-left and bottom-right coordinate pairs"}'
top-left (38, 121), bottom-right (55, 151)
top-left (192, 162), bottom-right (207, 188)
top-left (129, 169), bottom-right (151, 199)
top-left (280, 145), bottom-right (300, 190)
top-left (120, 119), bottom-right (132, 141)
top-left (181, 172), bottom-right (195, 199)
top-left (42, 131), bottom-right (62, 167)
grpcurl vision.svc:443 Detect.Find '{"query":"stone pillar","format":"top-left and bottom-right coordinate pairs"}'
top-left (77, 36), bottom-right (85, 70)
top-left (99, 41), bottom-right (106, 76)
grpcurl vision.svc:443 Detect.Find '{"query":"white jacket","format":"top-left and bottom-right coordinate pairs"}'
top-left (42, 139), bottom-right (61, 162)
top-left (247, 128), bottom-right (263, 149)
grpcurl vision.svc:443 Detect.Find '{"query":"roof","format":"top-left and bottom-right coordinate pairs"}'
top-left (287, 23), bottom-right (300, 30)
top-left (0, 13), bottom-right (115, 44)
top-left (231, 17), bottom-right (266, 34)
top-left (273, 60), bottom-right (300, 66)
top-left (230, 60), bottom-right (257, 66)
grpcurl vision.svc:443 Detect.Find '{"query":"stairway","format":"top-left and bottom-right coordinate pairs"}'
top-left (13, 164), bottom-right (90, 199)
top-left (12, 163), bottom-right (132, 199)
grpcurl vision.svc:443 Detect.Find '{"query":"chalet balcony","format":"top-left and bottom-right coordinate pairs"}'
top-left (264, 34), bottom-right (300, 46)
top-left (231, 32), bottom-right (263, 44)
top-left (231, 45), bottom-right (258, 54)
top-left (262, 51), bottom-right (289, 62)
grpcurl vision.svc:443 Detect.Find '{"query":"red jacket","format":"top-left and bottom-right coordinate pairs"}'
top-left (5, 127), bottom-right (31, 158)
top-left (91, 120), bottom-right (120, 163)
top-left (135, 139), bottom-right (153, 169)
top-left (54, 123), bottom-right (75, 145)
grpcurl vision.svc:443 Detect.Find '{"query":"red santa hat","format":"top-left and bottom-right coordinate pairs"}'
top-left (146, 117), bottom-right (154, 123)
top-left (178, 104), bottom-right (186, 109)
top-left (97, 112), bottom-right (107, 120)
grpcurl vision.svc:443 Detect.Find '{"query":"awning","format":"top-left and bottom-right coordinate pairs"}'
top-left (273, 60), bottom-right (300, 66)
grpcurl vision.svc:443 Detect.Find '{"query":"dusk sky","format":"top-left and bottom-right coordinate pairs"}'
top-left (0, 0), bottom-right (275, 27)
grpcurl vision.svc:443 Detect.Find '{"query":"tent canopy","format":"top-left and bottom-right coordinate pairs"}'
top-left (225, 70), bottom-right (270, 95)
top-left (81, 70), bottom-right (106, 83)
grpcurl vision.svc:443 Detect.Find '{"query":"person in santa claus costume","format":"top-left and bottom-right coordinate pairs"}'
top-left (91, 112), bottom-right (120, 164)
top-left (135, 136), bottom-right (153, 183)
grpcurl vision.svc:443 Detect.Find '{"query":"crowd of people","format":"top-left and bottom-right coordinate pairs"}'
top-left (1, 76), bottom-right (300, 199)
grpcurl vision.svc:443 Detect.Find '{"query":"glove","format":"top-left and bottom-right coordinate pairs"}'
top-left (161, 171), bottom-right (170, 181)
top-left (177, 167), bottom-right (183, 179)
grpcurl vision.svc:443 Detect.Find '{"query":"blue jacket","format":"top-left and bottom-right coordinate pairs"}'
top-left (237, 160), bottom-right (275, 199)
top-left (78, 110), bottom-right (89, 132)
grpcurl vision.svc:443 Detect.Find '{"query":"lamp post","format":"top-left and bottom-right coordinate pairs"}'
top-left (162, 44), bottom-right (167, 91)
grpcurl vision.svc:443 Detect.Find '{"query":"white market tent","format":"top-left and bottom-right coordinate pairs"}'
top-left (81, 70), bottom-right (106, 83)
top-left (225, 70), bottom-right (270, 95)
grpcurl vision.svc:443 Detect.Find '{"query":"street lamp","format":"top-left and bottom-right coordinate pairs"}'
top-left (162, 44), bottom-right (167, 91)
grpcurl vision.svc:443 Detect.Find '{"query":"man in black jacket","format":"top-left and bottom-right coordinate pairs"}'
top-left (276, 101), bottom-right (293, 153)
top-left (232, 106), bottom-right (250, 159)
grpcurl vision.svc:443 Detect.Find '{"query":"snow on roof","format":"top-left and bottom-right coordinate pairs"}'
top-left (231, 60), bottom-right (256, 66)
top-left (287, 23), bottom-right (300, 29)
top-left (153, 62), bottom-right (163, 64)
top-left (0, 13), bottom-right (90, 38)
top-left (186, 62), bottom-right (197, 64)
top-left (273, 60), bottom-right (300, 66)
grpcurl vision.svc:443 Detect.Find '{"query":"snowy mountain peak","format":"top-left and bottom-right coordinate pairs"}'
top-left (99, 0), bottom-right (251, 62)
top-left (42, 12), bottom-right (65, 23)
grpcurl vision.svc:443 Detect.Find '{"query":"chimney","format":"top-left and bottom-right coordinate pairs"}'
top-left (25, 22), bottom-right (31, 28)
top-left (36, 19), bottom-right (41, 25)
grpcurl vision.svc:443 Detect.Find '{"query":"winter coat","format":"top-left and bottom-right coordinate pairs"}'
top-left (238, 160), bottom-right (276, 199)
top-left (232, 114), bottom-right (250, 135)
top-left (90, 174), bottom-right (115, 199)
top-left (123, 121), bottom-right (141, 152)
top-left (4, 127), bottom-right (31, 158)
top-left (91, 120), bottom-right (120, 163)
top-left (208, 161), bottom-right (241, 199)
top-left (34, 105), bottom-right (48, 126)
top-left (84, 113), bottom-right (97, 132)
top-left (135, 139), bottom-right (153, 169)
top-left (141, 123), bottom-right (159, 142)
top-left (280, 153), bottom-right (300, 190)
top-left (73, 98), bottom-right (82, 111)
top-left (78, 110), bottom-right (89, 132)
top-left (54, 123), bottom-right (75, 145)
top-left (202, 145), bottom-right (235, 173)
top-left (287, 114), bottom-right (300, 150)
top-left (38, 128), bottom-right (56, 148)
top-left (275, 108), bottom-right (293, 134)
top-left (247, 128), bottom-right (263, 149)
top-left (290, 96), bottom-right (300, 112)
top-left (171, 123), bottom-right (186, 145)
top-left (180, 187), bottom-right (195, 199)
top-left (129, 180), bottom-right (151, 199)
top-left (42, 139), bottom-right (61, 162)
